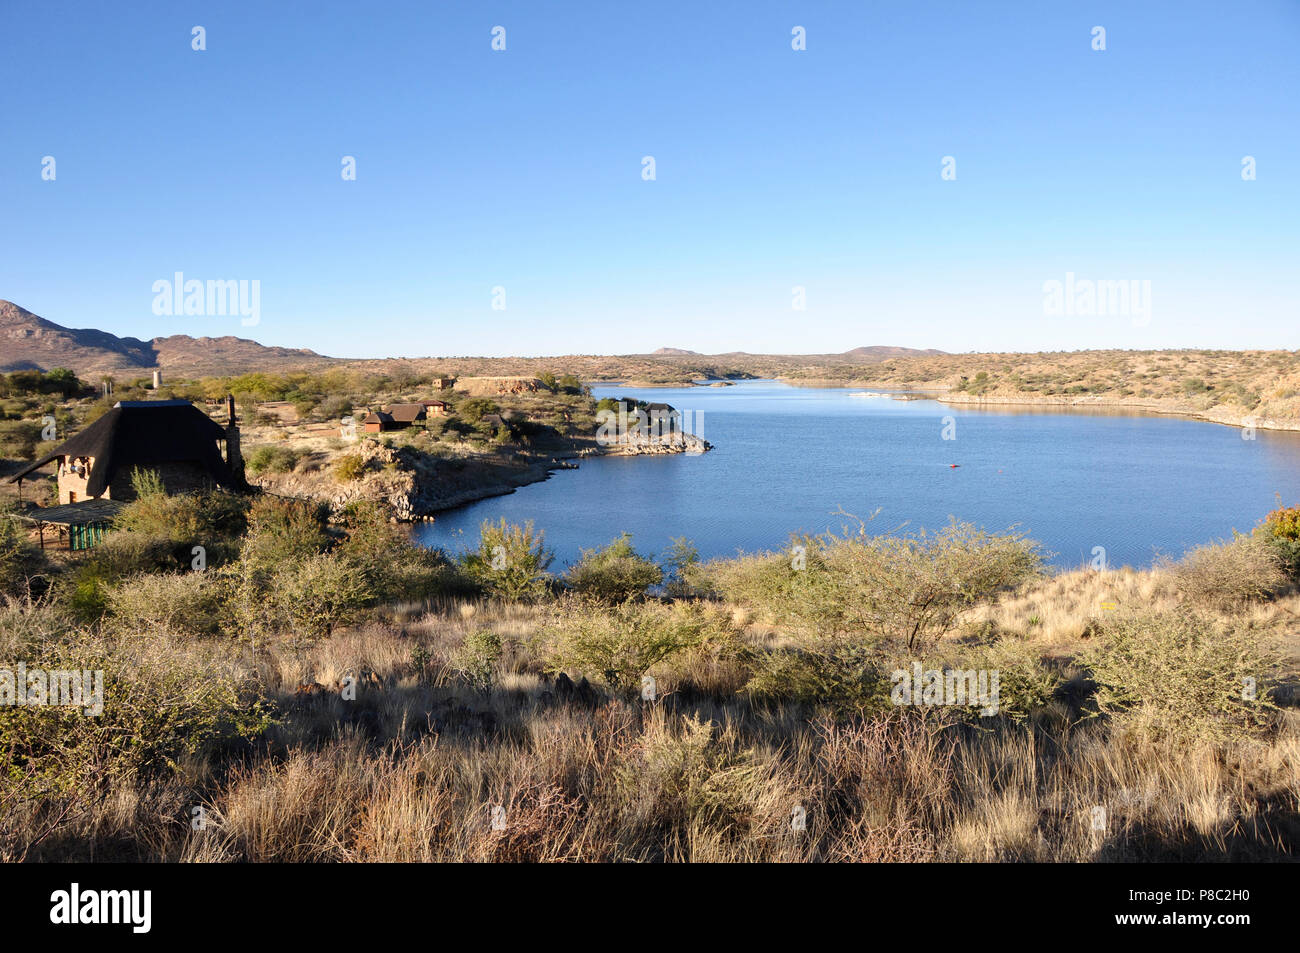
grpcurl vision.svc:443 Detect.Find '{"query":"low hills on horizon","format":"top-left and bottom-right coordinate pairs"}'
top-left (0, 299), bottom-right (946, 378)
top-left (4, 299), bottom-right (1298, 429)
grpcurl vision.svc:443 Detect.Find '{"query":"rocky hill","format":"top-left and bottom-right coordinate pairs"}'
top-left (0, 300), bottom-right (333, 376)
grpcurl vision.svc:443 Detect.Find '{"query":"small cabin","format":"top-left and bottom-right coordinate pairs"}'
top-left (644, 402), bottom-right (681, 435)
top-left (363, 401), bottom-right (442, 431)
top-left (387, 403), bottom-right (427, 426)
top-left (479, 413), bottom-right (518, 439)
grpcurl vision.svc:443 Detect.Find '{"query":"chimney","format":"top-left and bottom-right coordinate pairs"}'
top-left (224, 394), bottom-right (246, 485)
top-left (152, 369), bottom-right (162, 390)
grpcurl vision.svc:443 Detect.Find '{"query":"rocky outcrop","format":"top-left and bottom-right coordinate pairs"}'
top-left (600, 431), bottom-right (712, 456)
top-left (251, 438), bottom-right (417, 519)
top-left (252, 425), bottom-right (713, 524)
top-left (452, 376), bottom-right (545, 397)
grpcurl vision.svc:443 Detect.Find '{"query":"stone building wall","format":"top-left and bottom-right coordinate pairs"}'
top-left (56, 455), bottom-right (95, 504)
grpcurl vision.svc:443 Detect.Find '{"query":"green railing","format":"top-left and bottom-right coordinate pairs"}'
top-left (69, 521), bottom-right (110, 551)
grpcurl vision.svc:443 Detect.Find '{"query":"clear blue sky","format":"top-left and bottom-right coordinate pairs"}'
top-left (2, 1), bottom-right (1297, 359)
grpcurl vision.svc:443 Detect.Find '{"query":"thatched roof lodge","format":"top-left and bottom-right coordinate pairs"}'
top-left (9, 398), bottom-right (247, 505)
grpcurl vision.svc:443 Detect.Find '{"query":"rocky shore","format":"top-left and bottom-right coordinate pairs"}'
top-left (251, 430), bottom-right (712, 523)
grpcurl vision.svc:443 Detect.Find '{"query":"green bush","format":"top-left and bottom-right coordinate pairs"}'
top-left (1164, 533), bottom-right (1287, 610)
top-left (743, 640), bottom-right (891, 714)
top-left (662, 537), bottom-right (704, 598)
top-left (128, 466), bottom-right (166, 499)
top-left (1260, 504), bottom-right (1300, 580)
top-left (450, 629), bottom-right (503, 692)
top-left (333, 454), bottom-right (367, 482)
top-left (564, 533), bottom-right (663, 601)
top-left (456, 398), bottom-right (499, 424)
top-left (0, 625), bottom-right (270, 796)
top-left (710, 521), bottom-right (1043, 654)
top-left (112, 489), bottom-right (249, 567)
top-left (270, 553), bottom-right (371, 647)
top-left (1082, 611), bottom-right (1278, 744)
top-left (245, 445), bottom-right (302, 475)
top-left (545, 598), bottom-right (725, 695)
top-left (241, 496), bottom-right (331, 571)
top-left (460, 519), bottom-right (553, 602)
top-left (57, 532), bottom-right (183, 623)
top-left (336, 501), bottom-right (470, 604)
top-left (933, 637), bottom-right (1064, 723)
top-left (107, 571), bottom-right (225, 639)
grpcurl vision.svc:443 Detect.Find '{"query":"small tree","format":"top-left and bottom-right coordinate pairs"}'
top-left (662, 537), bottom-right (701, 598)
top-left (457, 397), bottom-right (498, 424)
top-left (460, 519), bottom-right (553, 601)
top-left (241, 496), bottom-right (331, 573)
top-left (709, 520), bottom-right (1042, 655)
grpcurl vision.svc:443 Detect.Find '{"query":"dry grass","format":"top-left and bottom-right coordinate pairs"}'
top-left (5, 546), bottom-right (1300, 863)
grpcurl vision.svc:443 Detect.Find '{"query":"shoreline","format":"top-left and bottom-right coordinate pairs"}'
top-left (423, 439), bottom-right (711, 517)
top-left (926, 391), bottom-right (1300, 433)
top-left (776, 377), bottom-right (1300, 433)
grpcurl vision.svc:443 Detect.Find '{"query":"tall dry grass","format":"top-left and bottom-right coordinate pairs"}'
top-left (4, 530), bottom-right (1299, 863)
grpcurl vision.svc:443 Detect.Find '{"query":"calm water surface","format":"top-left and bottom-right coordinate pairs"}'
top-left (414, 381), bottom-right (1300, 569)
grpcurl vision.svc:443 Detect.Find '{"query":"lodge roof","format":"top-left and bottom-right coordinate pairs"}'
top-left (387, 403), bottom-right (427, 423)
top-left (8, 400), bottom-right (234, 497)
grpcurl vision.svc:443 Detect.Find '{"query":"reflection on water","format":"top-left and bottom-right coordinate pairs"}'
top-left (414, 381), bottom-right (1300, 570)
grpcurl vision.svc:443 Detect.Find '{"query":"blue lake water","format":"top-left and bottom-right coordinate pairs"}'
top-left (413, 381), bottom-right (1300, 570)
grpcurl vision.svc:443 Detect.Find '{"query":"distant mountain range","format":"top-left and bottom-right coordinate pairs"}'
top-left (0, 299), bottom-right (945, 380)
top-left (0, 300), bottom-right (331, 376)
top-left (649, 345), bottom-right (946, 363)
